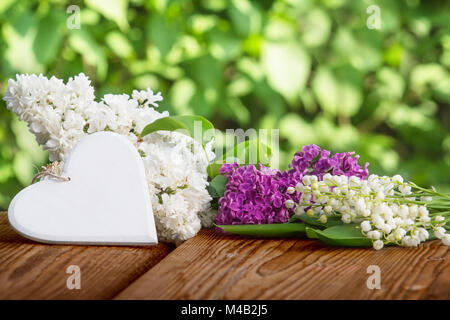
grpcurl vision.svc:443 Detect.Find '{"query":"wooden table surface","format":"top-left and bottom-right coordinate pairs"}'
top-left (0, 211), bottom-right (448, 299)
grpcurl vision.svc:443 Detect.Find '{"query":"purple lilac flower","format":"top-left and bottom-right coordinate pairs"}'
top-left (216, 163), bottom-right (296, 225)
top-left (215, 145), bottom-right (369, 226)
top-left (289, 144), bottom-right (369, 180)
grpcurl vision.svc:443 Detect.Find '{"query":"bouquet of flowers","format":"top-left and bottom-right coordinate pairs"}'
top-left (4, 73), bottom-right (450, 250)
top-left (213, 145), bottom-right (450, 250)
top-left (4, 73), bottom-right (215, 244)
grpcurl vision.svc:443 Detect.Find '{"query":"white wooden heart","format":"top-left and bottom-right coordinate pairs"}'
top-left (8, 132), bottom-right (158, 245)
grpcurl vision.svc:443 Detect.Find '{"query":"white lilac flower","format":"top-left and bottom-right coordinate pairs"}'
top-left (3, 73), bottom-right (215, 245)
top-left (132, 88), bottom-right (163, 108)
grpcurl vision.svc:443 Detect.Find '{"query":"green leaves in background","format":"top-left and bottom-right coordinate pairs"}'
top-left (2, 11), bottom-right (43, 73)
top-left (312, 65), bottom-right (363, 117)
top-left (33, 11), bottom-right (65, 65)
top-left (105, 31), bottom-right (134, 59)
top-left (11, 120), bottom-right (48, 186)
top-left (147, 13), bottom-right (179, 57)
top-left (85, 0), bottom-right (129, 31)
top-left (228, 0), bottom-right (262, 38)
top-left (262, 41), bottom-right (310, 102)
top-left (1, 0), bottom-right (450, 209)
top-left (68, 29), bottom-right (108, 81)
top-left (206, 138), bottom-right (273, 205)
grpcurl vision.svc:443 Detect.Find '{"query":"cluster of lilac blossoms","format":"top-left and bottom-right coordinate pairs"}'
top-left (215, 144), bottom-right (369, 226)
top-left (288, 144), bottom-right (369, 180)
top-left (215, 164), bottom-right (290, 225)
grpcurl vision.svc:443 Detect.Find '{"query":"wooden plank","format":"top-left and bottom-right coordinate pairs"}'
top-left (0, 212), bottom-right (173, 299)
top-left (116, 229), bottom-right (450, 300)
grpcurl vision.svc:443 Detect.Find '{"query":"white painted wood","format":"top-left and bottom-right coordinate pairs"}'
top-left (8, 132), bottom-right (158, 245)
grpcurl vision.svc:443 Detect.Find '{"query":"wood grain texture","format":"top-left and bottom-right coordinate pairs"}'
top-left (116, 229), bottom-right (450, 300)
top-left (0, 212), bottom-right (173, 299)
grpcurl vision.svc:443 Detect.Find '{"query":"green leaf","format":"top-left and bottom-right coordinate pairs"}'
top-left (141, 115), bottom-right (214, 146)
top-left (306, 224), bottom-right (372, 247)
top-left (227, 0), bottom-right (261, 37)
top-left (217, 222), bottom-right (306, 238)
top-left (207, 162), bottom-right (222, 180)
top-left (332, 28), bottom-right (382, 71)
top-left (312, 65), bottom-right (363, 117)
top-left (290, 214), bottom-right (344, 229)
top-left (0, 0), bottom-right (14, 14)
top-left (229, 139), bottom-right (272, 164)
top-left (208, 29), bottom-right (242, 61)
top-left (207, 139), bottom-right (272, 179)
top-left (13, 151), bottom-right (34, 186)
top-left (86, 0), bottom-right (129, 31)
top-left (68, 29), bottom-right (107, 80)
top-left (264, 16), bottom-right (296, 41)
top-left (262, 41), bottom-right (310, 102)
top-left (105, 31), bottom-right (134, 59)
top-left (305, 227), bottom-right (320, 239)
top-left (170, 78), bottom-right (196, 114)
top-left (11, 119), bottom-right (47, 164)
top-left (33, 11), bottom-right (64, 65)
top-left (207, 174), bottom-right (228, 199)
top-left (3, 11), bottom-right (43, 73)
top-left (183, 54), bottom-right (224, 92)
top-left (279, 113), bottom-right (315, 147)
top-left (147, 14), bottom-right (180, 57)
top-left (228, 98), bottom-right (250, 126)
top-left (301, 8), bottom-right (331, 48)
top-left (376, 67), bottom-right (405, 101)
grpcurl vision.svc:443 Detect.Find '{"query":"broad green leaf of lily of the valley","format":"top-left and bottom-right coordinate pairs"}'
top-left (217, 222), bottom-right (306, 238)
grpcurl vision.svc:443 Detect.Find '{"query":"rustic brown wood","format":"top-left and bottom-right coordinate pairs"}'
top-left (0, 212), bottom-right (173, 299)
top-left (1, 208), bottom-right (448, 300)
top-left (116, 229), bottom-right (450, 300)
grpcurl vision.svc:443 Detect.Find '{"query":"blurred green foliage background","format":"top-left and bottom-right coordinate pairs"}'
top-left (0, 0), bottom-right (449, 209)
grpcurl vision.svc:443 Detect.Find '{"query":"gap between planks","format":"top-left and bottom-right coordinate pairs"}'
top-left (115, 229), bottom-right (450, 300)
